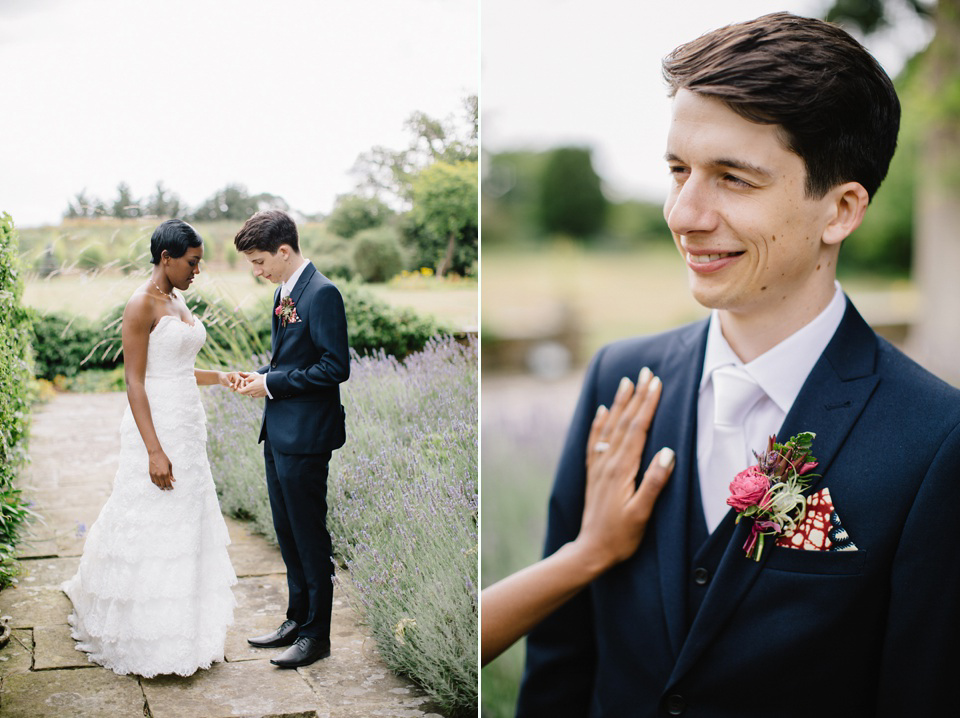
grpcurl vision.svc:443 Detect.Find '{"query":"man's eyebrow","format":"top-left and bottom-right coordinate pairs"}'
top-left (664, 152), bottom-right (774, 179)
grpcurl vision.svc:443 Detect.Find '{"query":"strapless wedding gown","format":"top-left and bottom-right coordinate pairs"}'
top-left (62, 315), bottom-right (237, 677)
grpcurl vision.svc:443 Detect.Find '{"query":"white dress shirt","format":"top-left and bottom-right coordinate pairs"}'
top-left (265, 258), bottom-right (310, 399)
top-left (697, 281), bottom-right (847, 532)
top-left (280, 258), bottom-right (310, 299)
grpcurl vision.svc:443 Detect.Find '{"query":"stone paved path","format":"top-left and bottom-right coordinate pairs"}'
top-left (0, 392), bottom-right (443, 718)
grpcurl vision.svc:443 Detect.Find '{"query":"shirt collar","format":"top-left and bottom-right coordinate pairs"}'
top-left (700, 281), bottom-right (847, 413)
top-left (281, 258), bottom-right (310, 297)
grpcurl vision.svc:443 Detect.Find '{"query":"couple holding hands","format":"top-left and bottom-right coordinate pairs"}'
top-left (62, 210), bottom-right (349, 676)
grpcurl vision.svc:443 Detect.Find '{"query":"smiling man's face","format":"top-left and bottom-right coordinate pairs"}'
top-left (663, 89), bottom-right (840, 321)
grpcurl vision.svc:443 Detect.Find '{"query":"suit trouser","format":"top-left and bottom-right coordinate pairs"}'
top-left (263, 435), bottom-right (334, 642)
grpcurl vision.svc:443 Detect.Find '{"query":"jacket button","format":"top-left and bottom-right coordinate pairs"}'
top-left (693, 567), bottom-right (709, 585)
top-left (666, 694), bottom-right (686, 715)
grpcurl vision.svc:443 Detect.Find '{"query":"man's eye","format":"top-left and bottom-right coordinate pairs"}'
top-left (724, 174), bottom-right (752, 188)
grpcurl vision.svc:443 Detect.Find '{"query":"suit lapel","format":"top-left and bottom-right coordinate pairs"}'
top-left (273, 262), bottom-right (317, 355)
top-left (271, 286), bottom-right (281, 356)
top-left (667, 298), bottom-right (880, 683)
top-left (649, 321), bottom-right (709, 659)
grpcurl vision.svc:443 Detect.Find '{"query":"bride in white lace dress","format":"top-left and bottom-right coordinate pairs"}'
top-left (62, 219), bottom-right (241, 677)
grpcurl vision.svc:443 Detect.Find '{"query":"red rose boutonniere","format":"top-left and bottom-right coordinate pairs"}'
top-left (727, 432), bottom-right (820, 561)
top-left (275, 296), bottom-right (300, 327)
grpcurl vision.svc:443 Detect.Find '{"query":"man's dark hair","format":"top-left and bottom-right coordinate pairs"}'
top-left (233, 210), bottom-right (300, 254)
top-left (150, 219), bottom-right (202, 264)
top-left (662, 11), bottom-right (900, 199)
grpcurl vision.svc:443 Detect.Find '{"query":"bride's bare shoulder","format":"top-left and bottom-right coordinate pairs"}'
top-left (123, 286), bottom-right (158, 329)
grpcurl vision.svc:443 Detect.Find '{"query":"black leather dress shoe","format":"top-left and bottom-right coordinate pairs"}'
top-left (247, 619), bottom-right (300, 648)
top-left (270, 636), bottom-right (331, 668)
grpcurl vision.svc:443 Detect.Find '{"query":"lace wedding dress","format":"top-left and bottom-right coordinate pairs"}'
top-left (62, 315), bottom-right (237, 677)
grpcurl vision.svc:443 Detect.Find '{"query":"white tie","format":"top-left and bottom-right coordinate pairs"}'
top-left (704, 365), bottom-right (766, 530)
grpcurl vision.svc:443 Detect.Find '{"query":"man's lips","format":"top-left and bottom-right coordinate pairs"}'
top-left (684, 249), bottom-right (745, 273)
top-left (686, 250), bottom-right (744, 263)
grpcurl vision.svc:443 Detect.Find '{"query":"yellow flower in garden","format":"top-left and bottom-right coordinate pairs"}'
top-left (420, 267), bottom-right (434, 277)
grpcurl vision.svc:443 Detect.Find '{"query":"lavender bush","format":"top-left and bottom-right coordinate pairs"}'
top-left (203, 336), bottom-right (478, 716)
top-left (480, 393), bottom-right (573, 718)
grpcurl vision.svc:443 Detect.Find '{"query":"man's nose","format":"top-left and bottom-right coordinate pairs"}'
top-left (665, 175), bottom-right (717, 237)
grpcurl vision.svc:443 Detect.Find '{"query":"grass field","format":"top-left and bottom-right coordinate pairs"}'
top-left (22, 266), bottom-right (478, 330)
top-left (481, 242), bottom-right (918, 363)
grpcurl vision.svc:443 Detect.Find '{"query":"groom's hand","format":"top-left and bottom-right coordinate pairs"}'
top-left (238, 372), bottom-right (268, 398)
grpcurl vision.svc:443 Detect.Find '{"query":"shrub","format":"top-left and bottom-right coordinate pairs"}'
top-left (30, 311), bottom-right (121, 380)
top-left (302, 231), bottom-right (356, 281)
top-left (202, 336), bottom-right (478, 716)
top-left (339, 280), bottom-right (442, 358)
top-left (0, 212), bottom-right (36, 588)
top-left (352, 226), bottom-right (406, 283)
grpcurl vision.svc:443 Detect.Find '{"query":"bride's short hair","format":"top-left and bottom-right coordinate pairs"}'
top-left (150, 219), bottom-right (202, 264)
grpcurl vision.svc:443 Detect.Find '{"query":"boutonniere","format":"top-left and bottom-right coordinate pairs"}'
top-left (726, 432), bottom-right (820, 561)
top-left (275, 296), bottom-right (300, 326)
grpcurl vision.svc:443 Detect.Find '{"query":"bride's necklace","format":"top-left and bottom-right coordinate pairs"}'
top-left (152, 279), bottom-right (174, 299)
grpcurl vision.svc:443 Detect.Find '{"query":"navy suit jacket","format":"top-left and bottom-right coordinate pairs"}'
top-left (517, 299), bottom-right (960, 717)
top-left (258, 262), bottom-right (349, 455)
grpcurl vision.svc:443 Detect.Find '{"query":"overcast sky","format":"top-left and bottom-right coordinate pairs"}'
top-left (1, 0), bottom-right (478, 227)
top-left (482, 0), bottom-right (932, 204)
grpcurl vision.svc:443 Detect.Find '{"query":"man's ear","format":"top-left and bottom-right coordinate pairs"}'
top-left (822, 182), bottom-right (869, 246)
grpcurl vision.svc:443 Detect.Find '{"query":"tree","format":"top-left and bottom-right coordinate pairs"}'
top-left (828, 0), bottom-right (959, 383)
top-left (145, 181), bottom-right (182, 219)
top-left (189, 184), bottom-right (289, 222)
top-left (111, 182), bottom-right (142, 218)
top-left (537, 147), bottom-right (608, 238)
top-left (326, 194), bottom-right (393, 238)
top-left (64, 189), bottom-right (106, 219)
top-left (408, 160), bottom-right (478, 276)
top-left (352, 95), bottom-right (478, 204)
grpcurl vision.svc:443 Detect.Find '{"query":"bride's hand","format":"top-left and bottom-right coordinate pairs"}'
top-left (148, 448), bottom-right (176, 491)
top-left (221, 371), bottom-right (244, 390)
top-left (577, 369), bottom-right (674, 570)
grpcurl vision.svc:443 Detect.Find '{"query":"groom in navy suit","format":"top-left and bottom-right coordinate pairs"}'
top-left (517, 13), bottom-right (960, 717)
top-left (233, 210), bottom-right (350, 668)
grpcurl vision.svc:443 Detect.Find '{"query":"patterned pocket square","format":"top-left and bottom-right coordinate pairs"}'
top-left (775, 487), bottom-right (858, 552)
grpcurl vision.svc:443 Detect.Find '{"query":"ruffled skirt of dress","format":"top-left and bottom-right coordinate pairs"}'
top-left (61, 377), bottom-right (237, 678)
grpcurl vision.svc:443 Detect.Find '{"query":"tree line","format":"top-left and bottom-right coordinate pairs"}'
top-left (62, 97), bottom-right (478, 277)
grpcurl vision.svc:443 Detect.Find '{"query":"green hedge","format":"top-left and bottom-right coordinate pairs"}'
top-left (31, 312), bottom-right (122, 380)
top-left (0, 213), bottom-right (36, 588)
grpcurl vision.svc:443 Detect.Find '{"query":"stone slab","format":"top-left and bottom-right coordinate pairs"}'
top-left (0, 666), bottom-right (143, 718)
top-left (16, 558), bottom-right (80, 590)
top-left (299, 643), bottom-right (436, 718)
top-left (0, 628), bottom-right (34, 675)
top-left (0, 588), bottom-right (71, 629)
top-left (224, 517), bottom-right (287, 577)
top-left (142, 659), bottom-right (325, 718)
top-left (14, 535), bottom-right (61, 560)
top-left (54, 529), bottom-right (87, 557)
top-left (33, 624), bottom-right (92, 670)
